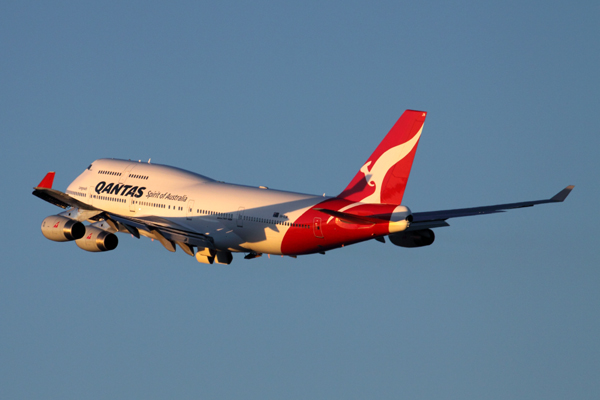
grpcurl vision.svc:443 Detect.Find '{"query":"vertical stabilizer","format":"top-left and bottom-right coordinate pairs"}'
top-left (338, 110), bottom-right (426, 204)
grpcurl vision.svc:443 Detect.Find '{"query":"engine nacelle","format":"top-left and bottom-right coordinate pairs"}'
top-left (389, 229), bottom-right (435, 248)
top-left (41, 215), bottom-right (86, 242)
top-left (76, 225), bottom-right (118, 252)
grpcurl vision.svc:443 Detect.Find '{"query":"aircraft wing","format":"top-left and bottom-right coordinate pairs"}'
top-left (32, 172), bottom-right (214, 254)
top-left (33, 186), bottom-right (100, 210)
top-left (106, 213), bottom-right (215, 253)
top-left (408, 185), bottom-right (574, 231)
top-left (32, 172), bottom-right (100, 211)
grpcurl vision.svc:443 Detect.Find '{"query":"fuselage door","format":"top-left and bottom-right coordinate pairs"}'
top-left (187, 200), bottom-right (195, 220)
top-left (313, 217), bottom-right (324, 238)
top-left (129, 198), bottom-right (135, 212)
top-left (237, 207), bottom-right (245, 227)
top-left (119, 164), bottom-right (136, 184)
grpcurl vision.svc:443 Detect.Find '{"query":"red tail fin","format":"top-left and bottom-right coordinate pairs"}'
top-left (338, 110), bottom-right (426, 204)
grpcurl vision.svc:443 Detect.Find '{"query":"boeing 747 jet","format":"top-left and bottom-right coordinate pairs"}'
top-left (33, 110), bottom-right (573, 264)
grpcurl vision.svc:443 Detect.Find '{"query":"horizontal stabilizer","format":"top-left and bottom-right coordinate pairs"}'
top-left (412, 185), bottom-right (575, 224)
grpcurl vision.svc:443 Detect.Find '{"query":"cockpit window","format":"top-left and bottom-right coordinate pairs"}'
top-left (87, 164), bottom-right (92, 170)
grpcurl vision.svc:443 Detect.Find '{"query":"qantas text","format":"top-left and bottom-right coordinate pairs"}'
top-left (95, 181), bottom-right (146, 198)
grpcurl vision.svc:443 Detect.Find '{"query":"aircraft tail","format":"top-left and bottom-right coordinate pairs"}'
top-left (338, 110), bottom-right (426, 205)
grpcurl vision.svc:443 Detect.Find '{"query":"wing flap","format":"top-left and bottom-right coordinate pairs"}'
top-left (106, 213), bottom-right (215, 250)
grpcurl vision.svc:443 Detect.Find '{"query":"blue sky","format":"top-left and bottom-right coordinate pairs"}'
top-left (1, 1), bottom-right (599, 398)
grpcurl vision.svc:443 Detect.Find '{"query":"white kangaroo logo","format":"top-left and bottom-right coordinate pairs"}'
top-left (357, 125), bottom-right (423, 204)
top-left (329, 124), bottom-right (424, 222)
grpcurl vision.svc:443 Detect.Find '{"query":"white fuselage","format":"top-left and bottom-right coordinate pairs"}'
top-left (67, 159), bottom-right (327, 255)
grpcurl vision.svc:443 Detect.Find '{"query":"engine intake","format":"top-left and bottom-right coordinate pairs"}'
top-left (389, 229), bottom-right (435, 248)
top-left (41, 215), bottom-right (86, 242)
top-left (76, 226), bottom-right (118, 252)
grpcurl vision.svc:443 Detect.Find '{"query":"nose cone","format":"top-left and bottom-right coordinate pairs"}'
top-left (388, 205), bottom-right (412, 233)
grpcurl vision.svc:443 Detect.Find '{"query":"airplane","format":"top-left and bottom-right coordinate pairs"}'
top-left (32, 110), bottom-right (574, 264)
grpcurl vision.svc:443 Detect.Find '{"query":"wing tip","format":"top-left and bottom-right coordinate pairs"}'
top-left (551, 185), bottom-right (575, 202)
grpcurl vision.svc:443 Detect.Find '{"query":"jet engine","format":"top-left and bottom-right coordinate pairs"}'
top-left (41, 215), bottom-right (86, 242)
top-left (389, 229), bottom-right (435, 248)
top-left (76, 225), bottom-right (118, 252)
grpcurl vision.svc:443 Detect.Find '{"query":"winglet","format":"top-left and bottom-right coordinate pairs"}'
top-left (550, 185), bottom-right (575, 202)
top-left (37, 172), bottom-right (56, 189)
